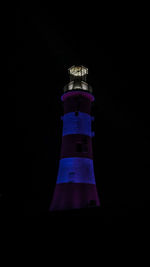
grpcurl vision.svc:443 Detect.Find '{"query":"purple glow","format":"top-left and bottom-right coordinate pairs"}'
top-left (61, 90), bottom-right (95, 102)
top-left (50, 183), bottom-right (100, 211)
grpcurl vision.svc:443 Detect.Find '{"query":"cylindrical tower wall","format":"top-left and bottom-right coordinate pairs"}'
top-left (50, 89), bottom-right (100, 211)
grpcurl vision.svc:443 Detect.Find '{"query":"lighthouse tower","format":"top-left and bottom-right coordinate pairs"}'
top-left (50, 66), bottom-right (100, 211)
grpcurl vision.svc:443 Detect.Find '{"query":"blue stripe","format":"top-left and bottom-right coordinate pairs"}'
top-left (62, 112), bottom-right (92, 137)
top-left (56, 157), bottom-right (96, 184)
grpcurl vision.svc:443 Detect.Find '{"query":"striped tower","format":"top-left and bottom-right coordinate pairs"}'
top-left (50, 66), bottom-right (100, 211)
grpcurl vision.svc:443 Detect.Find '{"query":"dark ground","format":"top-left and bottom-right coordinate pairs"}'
top-left (3, 2), bottom-right (149, 220)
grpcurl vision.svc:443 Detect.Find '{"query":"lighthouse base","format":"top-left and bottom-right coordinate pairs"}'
top-left (50, 183), bottom-right (100, 211)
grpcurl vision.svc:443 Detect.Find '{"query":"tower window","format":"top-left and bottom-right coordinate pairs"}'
top-left (82, 136), bottom-right (88, 144)
top-left (88, 200), bottom-right (96, 207)
top-left (82, 144), bottom-right (88, 152)
top-left (69, 172), bottom-right (75, 183)
top-left (76, 143), bottom-right (88, 153)
top-left (76, 143), bottom-right (82, 152)
top-left (69, 172), bottom-right (75, 177)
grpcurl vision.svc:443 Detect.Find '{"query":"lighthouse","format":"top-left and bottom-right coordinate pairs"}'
top-left (50, 66), bottom-right (100, 211)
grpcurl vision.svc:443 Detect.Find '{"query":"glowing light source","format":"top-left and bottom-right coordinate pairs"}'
top-left (69, 65), bottom-right (88, 77)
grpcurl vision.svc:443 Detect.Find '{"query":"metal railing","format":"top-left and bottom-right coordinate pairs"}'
top-left (63, 81), bottom-right (93, 93)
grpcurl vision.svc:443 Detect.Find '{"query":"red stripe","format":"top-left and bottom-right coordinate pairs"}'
top-left (60, 134), bottom-right (93, 159)
top-left (61, 90), bottom-right (95, 102)
top-left (63, 94), bottom-right (92, 115)
top-left (50, 183), bottom-right (100, 211)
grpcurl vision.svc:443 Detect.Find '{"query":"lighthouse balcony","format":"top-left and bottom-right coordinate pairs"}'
top-left (63, 81), bottom-right (93, 93)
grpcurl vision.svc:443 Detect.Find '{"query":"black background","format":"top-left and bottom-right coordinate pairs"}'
top-left (5, 2), bottom-right (149, 219)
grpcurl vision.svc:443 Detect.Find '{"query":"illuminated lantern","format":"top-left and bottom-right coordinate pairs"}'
top-left (50, 66), bottom-right (100, 211)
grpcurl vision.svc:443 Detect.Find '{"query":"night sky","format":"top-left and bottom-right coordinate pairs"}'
top-left (5, 2), bottom-right (149, 218)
